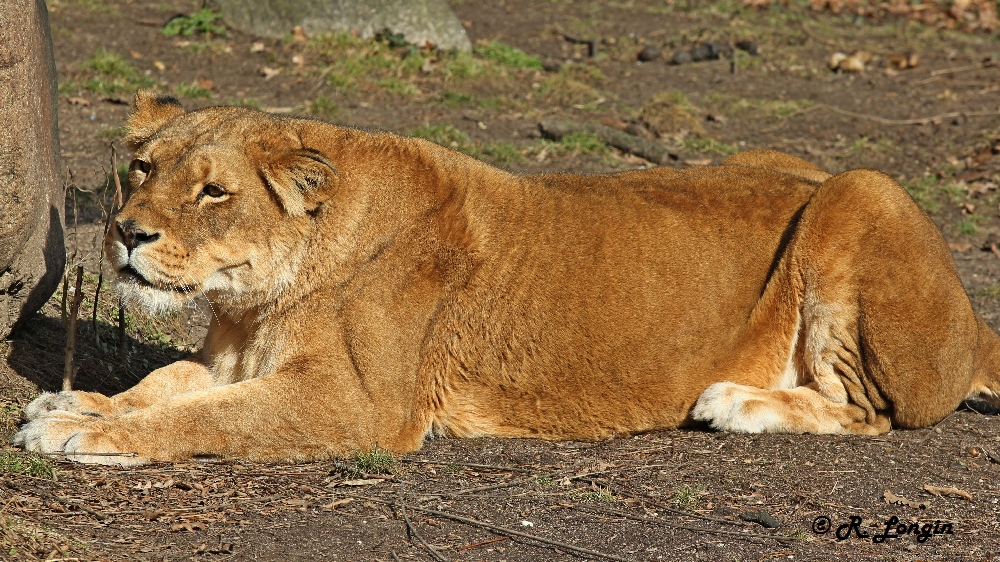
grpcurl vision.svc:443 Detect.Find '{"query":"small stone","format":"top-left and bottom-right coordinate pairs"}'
top-left (637, 44), bottom-right (661, 62)
top-left (689, 43), bottom-right (713, 62)
top-left (672, 50), bottom-right (692, 65)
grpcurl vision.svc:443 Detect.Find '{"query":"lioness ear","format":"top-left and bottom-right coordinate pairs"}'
top-left (123, 90), bottom-right (185, 150)
top-left (260, 149), bottom-right (339, 216)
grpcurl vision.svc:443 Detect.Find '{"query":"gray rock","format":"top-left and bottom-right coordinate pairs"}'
top-left (0, 0), bottom-right (65, 338)
top-left (207, 0), bottom-right (471, 52)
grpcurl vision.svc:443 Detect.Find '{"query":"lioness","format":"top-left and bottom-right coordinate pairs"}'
top-left (14, 91), bottom-right (1000, 465)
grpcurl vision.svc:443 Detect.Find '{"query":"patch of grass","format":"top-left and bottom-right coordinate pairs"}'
top-left (572, 486), bottom-right (615, 503)
top-left (0, 449), bottom-right (57, 479)
top-left (474, 40), bottom-right (543, 69)
top-left (559, 131), bottom-right (610, 155)
top-left (843, 135), bottom-right (896, 157)
top-left (437, 90), bottom-right (479, 108)
top-left (479, 142), bottom-right (523, 166)
top-left (980, 283), bottom-right (1000, 298)
top-left (175, 83), bottom-right (214, 99)
top-left (442, 51), bottom-right (487, 80)
top-left (378, 78), bottom-right (420, 97)
top-left (61, 49), bottom-right (156, 96)
top-left (537, 73), bottom-right (603, 108)
top-left (411, 124), bottom-right (475, 154)
top-left (902, 176), bottom-right (944, 213)
top-left (956, 214), bottom-right (987, 236)
top-left (940, 180), bottom-right (969, 206)
top-left (94, 126), bottom-right (124, 140)
top-left (162, 8), bottom-right (225, 37)
top-left (229, 97), bottom-right (262, 110)
top-left (353, 447), bottom-right (397, 475)
top-left (672, 484), bottom-right (706, 510)
top-left (441, 463), bottom-right (464, 474)
top-left (307, 96), bottom-right (341, 120)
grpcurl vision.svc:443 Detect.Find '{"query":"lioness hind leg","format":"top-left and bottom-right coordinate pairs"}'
top-left (692, 382), bottom-right (890, 435)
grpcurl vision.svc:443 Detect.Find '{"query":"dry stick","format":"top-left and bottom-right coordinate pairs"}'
top-left (817, 103), bottom-right (998, 126)
top-left (63, 266), bottom-right (85, 391)
top-left (94, 150), bottom-right (123, 347)
top-left (538, 119), bottom-right (678, 166)
top-left (400, 459), bottom-right (538, 474)
top-left (762, 104), bottom-right (998, 133)
top-left (929, 60), bottom-right (996, 77)
top-left (109, 150), bottom-right (128, 360)
top-left (398, 492), bottom-right (448, 562)
top-left (569, 503), bottom-right (791, 544)
top-left (355, 493), bottom-right (627, 562)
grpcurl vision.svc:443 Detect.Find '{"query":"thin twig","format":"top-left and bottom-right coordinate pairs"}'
top-left (929, 60), bottom-right (996, 77)
top-left (398, 492), bottom-right (447, 562)
top-left (817, 103), bottom-right (997, 125)
top-left (358, 493), bottom-right (626, 562)
top-left (110, 148), bottom-right (129, 360)
top-left (63, 266), bottom-right (84, 391)
top-left (401, 459), bottom-right (538, 474)
top-left (94, 149), bottom-right (123, 347)
top-left (570, 504), bottom-right (792, 543)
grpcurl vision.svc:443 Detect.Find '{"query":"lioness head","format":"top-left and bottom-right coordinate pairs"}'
top-left (105, 91), bottom-right (340, 313)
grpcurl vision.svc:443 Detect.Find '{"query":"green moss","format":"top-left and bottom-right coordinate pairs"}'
top-left (474, 40), bottom-right (543, 69)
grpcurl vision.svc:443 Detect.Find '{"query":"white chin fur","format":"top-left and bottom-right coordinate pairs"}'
top-left (115, 279), bottom-right (189, 315)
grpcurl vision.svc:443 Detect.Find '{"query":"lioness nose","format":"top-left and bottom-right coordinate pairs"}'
top-left (116, 218), bottom-right (160, 253)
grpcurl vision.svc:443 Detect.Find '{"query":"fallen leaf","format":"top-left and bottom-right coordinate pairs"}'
top-left (684, 158), bottom-right (712, 166)
top-left (250, 42), bottom-right (266, 53)
top-left (292, 25), bottom-right (308, 42)
top-left (173, 40), bottom-right (192, 48)
top-left (153, 60), bottom-right (166, 71)
top-left (170, 522), bottom-right (206, 532)
top-left (883, 490), bottom-right (929, 509)
top-left (963, 202), bottom-right (976, 213)
top-left (67, 97), bottom-right (91, 107)
top-left (923, 484), bottom-right (972, 500)
top-left (259, 66), bottom-right (282, 80)
top-left (321, 498), bottom-right (354, 510)
top-left (129, 50), bottom-right (143, 59)
top-left (599, 117), bottom-right (628, 130)
top-left (291, 55), bottom-right (305, 68)
top-left (949, 242), bottom-right (973, 252)
top-left (194, 77), bottom-right (214, 91)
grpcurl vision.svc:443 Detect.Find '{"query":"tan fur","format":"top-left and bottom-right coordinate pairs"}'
top-left (15, 92), bottom-right (1000, 465)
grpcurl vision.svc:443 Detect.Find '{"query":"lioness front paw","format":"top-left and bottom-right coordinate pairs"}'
top-left (12, 412), bottom-right (146, 466)
top-left (23, 391), bottom-right (115, 420)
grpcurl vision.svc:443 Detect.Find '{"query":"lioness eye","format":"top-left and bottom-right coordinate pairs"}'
top-left (129, 159), bottom-right (151, 175)
top-left (201, 183), bottom-right (227, 198)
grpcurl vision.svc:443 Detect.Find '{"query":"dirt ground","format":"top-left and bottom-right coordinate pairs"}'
top-left (3, 0), bottom-right (1000, 560)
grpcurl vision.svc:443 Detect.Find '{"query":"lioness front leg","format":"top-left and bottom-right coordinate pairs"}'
top-left (15, 366), bottom-right (408, 465)
top-left (23, 359), bottom-right (214, 420)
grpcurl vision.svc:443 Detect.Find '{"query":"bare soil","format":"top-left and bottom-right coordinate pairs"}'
top-left (3, 1), bottom-right (1000, 560)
